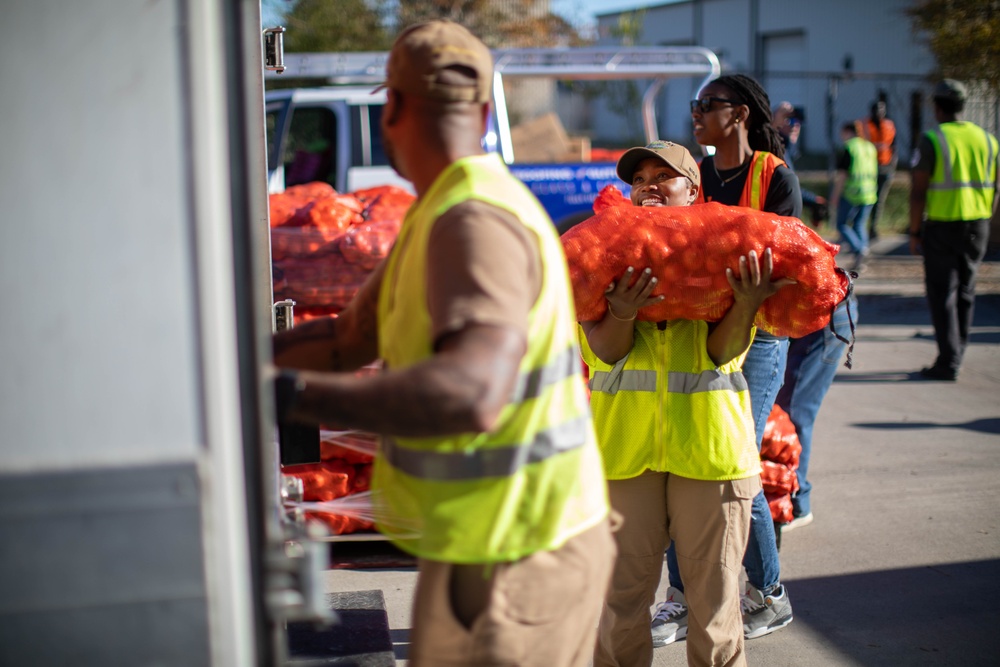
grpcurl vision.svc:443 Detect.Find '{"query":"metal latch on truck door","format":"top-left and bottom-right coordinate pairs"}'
top-left (263, 26), bottom-right (286, 73)
top-left (274, 299), bottom-right (295, 332)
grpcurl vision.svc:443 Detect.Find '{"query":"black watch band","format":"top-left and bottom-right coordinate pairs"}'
top-left (274, 370), bottom-right (304, 421)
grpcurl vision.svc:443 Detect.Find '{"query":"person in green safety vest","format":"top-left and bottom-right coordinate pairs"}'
top-left (909, 79), bottom-right (999, 381)
top-left (830, 122), bottom-right (879, 271)
top-left (271, 20), bottom-right (615, 667)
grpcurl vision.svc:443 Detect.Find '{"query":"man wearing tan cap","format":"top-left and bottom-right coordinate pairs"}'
top-left (272, 20), bottom-right (615, 666)
top-left (582, 141), bottom-right (781, 666)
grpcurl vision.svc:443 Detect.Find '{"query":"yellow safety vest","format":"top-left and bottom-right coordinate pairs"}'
top-left (843, 137), bottom-right (879, 206)
top-left (740, 151), bottom-right (785, 210)
top-left (695, 151), bottom-right (784, 210)
top-left (580, 320), bottom-right (761, 481)
top-left (925, 122), bottom-right (999, 221)
top-left (374, 153), bottom-right (609, 563)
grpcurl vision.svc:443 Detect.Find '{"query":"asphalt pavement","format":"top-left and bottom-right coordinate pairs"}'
top-left (320, 234), bottom-right (1000, 666)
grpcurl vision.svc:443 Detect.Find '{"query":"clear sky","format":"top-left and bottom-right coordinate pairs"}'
top-left (552, 0), bottom-right (654, 28)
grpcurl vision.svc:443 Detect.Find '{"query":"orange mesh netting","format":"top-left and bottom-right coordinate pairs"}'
top-left (767, 492), bottom-right (794, 525)
top-left (282, 460), bottom-right (356, 502)
top-left (761, 459), bottom-right (799, 496)
top-left (760, 404), bottom-right (802, 469)
top-left (283, 453), bottom-right (376, 535)
top-left (760, 404), bottom-right (802, 523)
top-left (269, 182), bottom-right (415, 314)
top-left (561, 185), bottom-right (849, 338)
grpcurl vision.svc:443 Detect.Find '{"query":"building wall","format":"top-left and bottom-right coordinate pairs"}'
top-left (592, 0), bottom-right (937, 164)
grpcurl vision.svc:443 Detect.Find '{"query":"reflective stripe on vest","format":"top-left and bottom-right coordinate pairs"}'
top-left (579, 319), bottom-right (760, 481)
top-left (748, 152), bottom-right (768, 210)
top-left (510, 344), bottom-right (582, 401)
top-left (374, 153), bottom-right (608, 563)
top-left (382, 342), bottom-right (588, 483)
top-left (589, 364), bottom-right (747, 395)
top-left (926, 123), bottom-right (998, 221)
top-left (381, 415), bottom-right (590, 481)
top-left (929, 126), bottom-right (996, 189)
top-left (693, 152), bottom-right (780, 208)
top-left (738, 152), bottom-right (783, 211)
top-left (668, 369), bottom-right (749, 394)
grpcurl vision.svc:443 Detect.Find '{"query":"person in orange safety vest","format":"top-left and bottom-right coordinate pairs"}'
top-left (855, 98), bottom-right (897, 240)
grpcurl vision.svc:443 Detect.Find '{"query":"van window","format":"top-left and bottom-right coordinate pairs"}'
top-left (284, 106), bottom-right (339, 187)
top-left (265, 108), bottom-right (281, 170)
top-left (350, 104), bottom-right (389, 168)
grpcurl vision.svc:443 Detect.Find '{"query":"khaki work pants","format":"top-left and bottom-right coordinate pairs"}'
top-left (594, 471), bottom-right (758, 667)
top-left (408, 517), bottom-right (616, 667)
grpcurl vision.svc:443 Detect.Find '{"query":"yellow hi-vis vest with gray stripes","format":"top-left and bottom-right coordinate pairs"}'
top-left (843, 137), bottom-right (878, 206)
top-left (374, 153), bottom-right (609, 564)
top-left (925, 121), bottom-right (999, 221)
top-left (580, 320), bottom-right (761, 481)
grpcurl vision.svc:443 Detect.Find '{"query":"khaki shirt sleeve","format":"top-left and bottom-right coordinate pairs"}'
top-left (426, 200), bottom-right (543, 345)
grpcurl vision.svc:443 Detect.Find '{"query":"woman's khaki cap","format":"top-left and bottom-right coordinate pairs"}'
top-left (616, 140), bottom-right (701, 187)
top-left (377, 20), bottom-right (493, 103)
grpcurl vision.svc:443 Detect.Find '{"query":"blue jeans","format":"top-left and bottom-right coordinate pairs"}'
top-left (836, 198), bottom-right (874, 255)
top-left (668, 335), bottom-right (788, 594)
top-left (775, 296), bottom-right (859, 517)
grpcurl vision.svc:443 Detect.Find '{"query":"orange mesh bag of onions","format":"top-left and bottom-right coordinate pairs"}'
top-left (561, 185), bottom-right (851, 338)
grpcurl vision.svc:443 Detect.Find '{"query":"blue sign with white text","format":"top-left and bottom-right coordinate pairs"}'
top-left (508, 163), bottom-right (631, 227)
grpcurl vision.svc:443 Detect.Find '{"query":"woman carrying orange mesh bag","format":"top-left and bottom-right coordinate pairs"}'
top-left (585, 141), bottom-right (793, 667)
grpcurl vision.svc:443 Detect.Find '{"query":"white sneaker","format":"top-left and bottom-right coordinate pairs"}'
top-left (651, 586), bottom-right (688, 647)
top-left (782, 512), bottom-right (814, 532)
top-left (741, 584), bottom-right (793, 639)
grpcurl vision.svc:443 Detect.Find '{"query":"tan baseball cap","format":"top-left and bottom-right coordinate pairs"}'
top-left (376, 20), bottom-right (493, 103)
top-left (616, 140), bottom-right (701, 188)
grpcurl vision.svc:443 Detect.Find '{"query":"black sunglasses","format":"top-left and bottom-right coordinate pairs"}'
top-left (690, 96), bottom-right (740, 114)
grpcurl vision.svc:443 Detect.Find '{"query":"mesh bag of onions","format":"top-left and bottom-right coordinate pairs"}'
top-left (561, 185), bottom-right (850, 338)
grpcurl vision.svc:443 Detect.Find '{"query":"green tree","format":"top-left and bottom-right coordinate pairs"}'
top-left (269, 0), bottom-right (586, 51)
top-left (907, 0), bottom-right (1000, 89)
top-left (281, 0), bottom-right (392, 52)
top-left (396, 0), bottom-right (584, 48)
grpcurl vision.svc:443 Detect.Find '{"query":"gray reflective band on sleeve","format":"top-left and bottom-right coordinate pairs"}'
top-left (667, 369), bottom-right (748, 394)
top-left (509, 345), bottom-right (582, 402)
top-left (381, 415), bottom-right (591, 481)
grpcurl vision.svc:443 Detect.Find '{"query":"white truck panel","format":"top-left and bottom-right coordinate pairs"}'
top-left (1, 0), bottom-right (203, 471)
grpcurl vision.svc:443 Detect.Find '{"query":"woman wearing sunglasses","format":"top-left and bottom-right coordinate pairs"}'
top-left (653, 74), bottom-right (801, 649)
